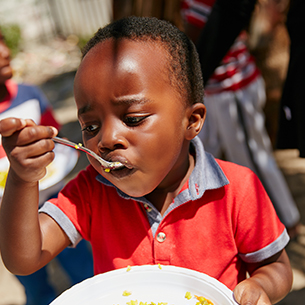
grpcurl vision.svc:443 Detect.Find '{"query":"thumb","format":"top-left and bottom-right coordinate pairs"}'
top-left (233, 283), bottom-right (271, 305)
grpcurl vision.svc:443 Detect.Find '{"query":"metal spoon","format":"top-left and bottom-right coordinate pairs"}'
top-left (52, 136), bottom-right (124, 170)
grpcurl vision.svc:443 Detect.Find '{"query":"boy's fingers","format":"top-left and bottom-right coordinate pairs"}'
top-left (0, 118), bottom-right (39, 138)
top-left (15, 125), bottom-right (58, 146)
top-left (14, 138), bottom-right (56, 159)
top-left (2, 124), bottom-right (58, 147)
top-left (0, 117), bottom-right (28, 137)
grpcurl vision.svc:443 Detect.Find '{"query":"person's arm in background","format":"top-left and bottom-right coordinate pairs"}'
top-left (194, 0), bottom-right (257, 84)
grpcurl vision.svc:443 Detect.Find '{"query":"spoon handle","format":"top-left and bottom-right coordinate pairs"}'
top-left (52, 137), bottom-right (123, 169)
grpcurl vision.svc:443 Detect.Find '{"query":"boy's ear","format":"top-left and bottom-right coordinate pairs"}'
top-left (185, 103), bottom-right (206, 140)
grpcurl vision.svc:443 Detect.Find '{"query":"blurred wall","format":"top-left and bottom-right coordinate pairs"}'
top-left (0, 0), bottom-right (112, 45)
top-left (48, 0), bottom-right (112, 38)
top-left (113, 0), bottom-right (183, 29)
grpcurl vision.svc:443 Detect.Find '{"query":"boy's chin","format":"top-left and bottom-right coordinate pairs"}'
top-left (114, 183), bottom-right (150, 198)
top-left (110, 178), bottom-right (153, 198)
top-left (96, 165), bottom-right (159, 198)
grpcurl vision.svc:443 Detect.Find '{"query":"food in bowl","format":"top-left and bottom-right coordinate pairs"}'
top-left (121, 289), bottom-right (214, 305)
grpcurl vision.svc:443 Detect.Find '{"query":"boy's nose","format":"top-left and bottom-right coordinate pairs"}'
top-left (98, 120), bottom-right (128, 151)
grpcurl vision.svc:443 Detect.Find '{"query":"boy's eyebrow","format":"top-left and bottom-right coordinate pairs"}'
top-left (78, 97), bottom-right (152, 116)
top-left (78, 104), bottom-right (93, 116)
top-left (114, 96), bottom-right (152, 106)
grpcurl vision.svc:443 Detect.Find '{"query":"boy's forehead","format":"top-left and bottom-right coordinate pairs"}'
top-left (79, 38), bottom-right (169, 75)
top-left (74, 38), bottom-right (180, 102)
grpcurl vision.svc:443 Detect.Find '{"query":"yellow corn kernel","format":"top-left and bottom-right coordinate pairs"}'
top-left (185, 291), bottom-right (192, 300)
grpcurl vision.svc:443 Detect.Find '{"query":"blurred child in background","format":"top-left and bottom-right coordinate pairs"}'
top-left (0, 27), bottom-right (93, 305)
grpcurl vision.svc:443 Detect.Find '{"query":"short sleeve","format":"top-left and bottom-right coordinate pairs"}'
top-left (39, 165), bottom-right (96, 245)
top-left (230, 166), bottom-right (289, 263)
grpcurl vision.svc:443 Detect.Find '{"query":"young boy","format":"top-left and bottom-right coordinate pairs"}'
top-left (0, 16), bottom-right (292, 304)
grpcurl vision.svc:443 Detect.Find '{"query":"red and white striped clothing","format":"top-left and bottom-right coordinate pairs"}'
top-left (181, 0), bottom-right (260, 94)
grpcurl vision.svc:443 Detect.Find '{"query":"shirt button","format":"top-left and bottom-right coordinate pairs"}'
top-left (144, 203), bottom-right (152, 212)
top-left (156, 232), bottom-right (166, 242)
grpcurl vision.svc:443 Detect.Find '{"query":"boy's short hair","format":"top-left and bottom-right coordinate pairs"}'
top-left (82, 16), bottom-right (204, 105)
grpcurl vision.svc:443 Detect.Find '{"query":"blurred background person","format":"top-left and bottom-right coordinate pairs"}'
top-left (276, 0), bottom-right (305, 158)
top-left (0, 27), bottom-right (93, 305)
top-left (180, 0), bottom-right (300, 236)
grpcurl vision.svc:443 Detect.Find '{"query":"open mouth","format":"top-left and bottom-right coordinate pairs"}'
top-left (102, 156), bottom-right (133, 171)
top-left (106, 164), bottom-right (136, 178)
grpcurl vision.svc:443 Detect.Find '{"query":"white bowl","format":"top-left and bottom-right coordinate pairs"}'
top-left (50, 265), bottom-right (237, 305)
top-left (0, 144), bottom-right (78, 205)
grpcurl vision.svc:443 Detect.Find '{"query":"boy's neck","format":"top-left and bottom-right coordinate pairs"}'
top-left (145, 153), bottom-right (195, 216)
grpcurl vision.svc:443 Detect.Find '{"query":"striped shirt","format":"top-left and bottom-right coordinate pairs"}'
top-left (181, 0), bottom-right (260, 94)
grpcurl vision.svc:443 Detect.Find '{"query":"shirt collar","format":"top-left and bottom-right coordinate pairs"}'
top-left (188, 136), bottom-right (229, 200)
top-left (96, 137), bottom-right (229, 202)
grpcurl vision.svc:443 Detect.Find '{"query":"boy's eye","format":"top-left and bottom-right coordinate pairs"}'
top-left (82, 124), bottom-right (99, 133)
top-left (124, 116), bottom-right (148, 126)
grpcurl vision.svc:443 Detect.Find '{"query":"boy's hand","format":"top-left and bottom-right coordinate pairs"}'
top-left (0, 117), bottom-right (58, 183)
top-left (233, 278), bottom-right (271, 305)
top-left (233, 249), bottom-right (292, 305)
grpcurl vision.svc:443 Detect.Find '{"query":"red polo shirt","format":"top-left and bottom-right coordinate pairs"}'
top-left (41, 138), bottom-right (288, 290)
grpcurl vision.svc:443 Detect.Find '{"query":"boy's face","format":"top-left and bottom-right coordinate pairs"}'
top-left (0, 31), bottom-right (13, 84)
top-left (74, 38), bottom-right (199, 197)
